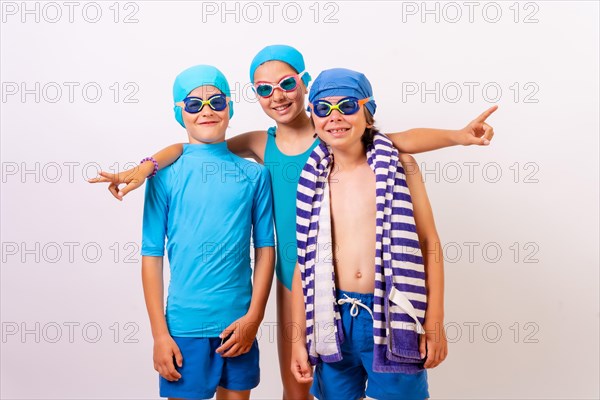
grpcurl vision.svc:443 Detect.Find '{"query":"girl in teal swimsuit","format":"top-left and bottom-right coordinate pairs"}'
top-left (91, 44), bottom-right (496, 399)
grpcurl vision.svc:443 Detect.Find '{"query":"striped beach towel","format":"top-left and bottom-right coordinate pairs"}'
top-left (296, 132), bottom-right (428, 373)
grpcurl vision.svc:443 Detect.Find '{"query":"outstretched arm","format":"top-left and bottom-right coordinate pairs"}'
top-left (88, 143), bottom-right (184, 200)
top-left (88, 131), bottom-right (267, 200)
top-left (387, 105), bottom-right (497, 154)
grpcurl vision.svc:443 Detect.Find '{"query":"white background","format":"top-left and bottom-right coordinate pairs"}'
top-left (1, 1), bottom-right (599, 399)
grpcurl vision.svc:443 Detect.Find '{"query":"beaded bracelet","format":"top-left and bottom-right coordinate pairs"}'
top-left (140, 157), bottom-right (159, 179)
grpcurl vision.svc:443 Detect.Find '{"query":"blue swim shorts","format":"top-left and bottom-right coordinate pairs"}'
top-left (159, 336), bottom-right (260, 399)
top-left (311, 290), bottom-right (430, 400)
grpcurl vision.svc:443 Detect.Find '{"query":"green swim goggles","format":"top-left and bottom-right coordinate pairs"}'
top-left (311, 96), bottom-right (373, 118)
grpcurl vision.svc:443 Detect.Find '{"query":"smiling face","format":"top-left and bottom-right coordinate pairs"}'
top-left (182, 85), bottom-right (229, 144)
top-left (253, 60), bottom-right (308, 124)
top-left (311, 96), bottom-right (372, 152)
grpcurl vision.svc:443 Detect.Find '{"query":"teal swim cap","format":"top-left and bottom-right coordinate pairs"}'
top-left (249, 44), bottom-right (311, 86)
top-left (173, 65), bottom-right (233, 127)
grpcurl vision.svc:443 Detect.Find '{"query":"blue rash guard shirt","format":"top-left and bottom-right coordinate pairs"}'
top-left (142, 142), bottom-right (275, 337)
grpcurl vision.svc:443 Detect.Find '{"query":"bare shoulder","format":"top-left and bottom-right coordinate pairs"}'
top-left (227, 130), bottom-right (268, 162)
top-left (245, 130), bottom-right (268, 162)
top-left (231, 130), bottom-right (268, 143)
top-left (246, 130), bottom-right (268, 147)
top-left (240, 129), bottom-right (268, 138)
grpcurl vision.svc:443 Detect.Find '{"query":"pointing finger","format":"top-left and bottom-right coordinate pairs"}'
top-left (474, 105), bottom-right (498, 123)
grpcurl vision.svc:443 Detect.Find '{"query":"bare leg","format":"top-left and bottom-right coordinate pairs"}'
top-left (277, 280), bottom-right (314, 400)
top-left (215, 386), bottom-right (251, 400)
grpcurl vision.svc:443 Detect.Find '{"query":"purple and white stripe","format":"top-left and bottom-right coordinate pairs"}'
top-left (296, 132), bottom-right (428, 373)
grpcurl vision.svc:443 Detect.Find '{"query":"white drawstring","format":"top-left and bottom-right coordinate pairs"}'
top-left (337, 294), bottom-right (374, 319)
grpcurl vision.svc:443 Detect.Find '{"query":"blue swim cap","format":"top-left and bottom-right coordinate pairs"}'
top-left (309, 68), bottom-right (377, 116)
top-left (173, 65), bottom-right (233, 128)
top-left (249, 44), bottom-right (311, 87)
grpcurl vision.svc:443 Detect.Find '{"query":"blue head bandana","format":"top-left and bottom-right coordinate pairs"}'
top-left (249, 44), bottom-right (311, 86)
top-left (309, 68), bottom-right (376, 116)
top-left (173, 65), bottom-right (233, 127)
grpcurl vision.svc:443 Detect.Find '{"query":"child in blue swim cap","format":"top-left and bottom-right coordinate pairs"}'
top-left (142, 64), bottom-right (275, 400)
top-left (91, 45), bottom-right (496, 400)
top-left (292, 68), bottom-right (447, 400)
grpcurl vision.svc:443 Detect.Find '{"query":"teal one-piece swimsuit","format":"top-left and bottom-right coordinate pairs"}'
top-left (263, 126), bottom-right (319, 290)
